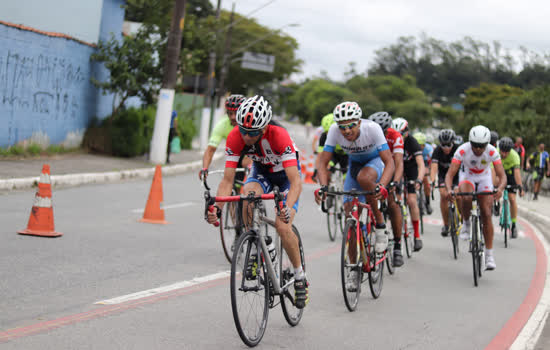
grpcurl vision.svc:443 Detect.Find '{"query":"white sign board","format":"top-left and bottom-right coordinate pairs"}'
top-left (241, 51), bottom-right (275, 73)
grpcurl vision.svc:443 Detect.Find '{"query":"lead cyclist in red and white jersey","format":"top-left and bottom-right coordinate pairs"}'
top-left (205, 95), bottom-right (308, 309)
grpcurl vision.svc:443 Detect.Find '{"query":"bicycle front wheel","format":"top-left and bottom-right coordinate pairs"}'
top-left (280, 225), bottom-right (305, 326)
top-left (386, 230), bottom-right (395, 275)
top-left (403, 205), bottom-right (413, 258)
top-left (326, 195), bottom-right (338, 241)
top-left (366, 228), bottom-right (384, 299)
top-left (230, 232), bottom-right (269, 347)
top-left (471, 216), bottom-right (479, 287)
top-left (341, 219), bottom-right (362, 312)
top-left (221, 200), bottom-right (239, 263)
top-left (449, 206), bottom-right (458, 260)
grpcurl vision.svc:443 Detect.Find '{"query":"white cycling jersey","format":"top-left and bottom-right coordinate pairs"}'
top-left (452, 142), bottom-right (501, 191)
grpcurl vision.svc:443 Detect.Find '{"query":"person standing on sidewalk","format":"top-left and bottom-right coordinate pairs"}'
top-left (166, 111), bottom-right (179, 164)
top-left (514, 137), bottom-right (526, 170)
top-left (526, 143), bottom-right (550, 200)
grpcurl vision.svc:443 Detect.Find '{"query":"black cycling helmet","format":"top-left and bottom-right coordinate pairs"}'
top-left (438, 129), bottom-right (455, 145)
top-left (499, 137), bottom-right (514, 152)
top-left (490, 131), bottom-right (499, 146)
top-left (368, 111), bottom-right (392, 132)
top-left (225, 94), bottom-right (246, 111)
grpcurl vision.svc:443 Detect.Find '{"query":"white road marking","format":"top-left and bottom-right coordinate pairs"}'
top-left (131, 202), bottom-right (195, 213)
top-left (94, 271), bottom-right (231, 305)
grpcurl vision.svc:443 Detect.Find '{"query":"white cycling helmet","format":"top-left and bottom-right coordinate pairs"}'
top-left (333, 102), bottom-right (362, 122)
top-left (236, 95), bottom-right (272, 130)
top-left (469, 125), bottom-right (491, 144)
top-left (392, 117), bottom-right (408, 133)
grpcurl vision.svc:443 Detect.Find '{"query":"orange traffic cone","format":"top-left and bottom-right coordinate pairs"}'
top-left (139, 165), bottom-right (168, 224)
top-left (304, 154), bottom-right (316, 184)
top-left (18, 164), bottom-right (62, 237)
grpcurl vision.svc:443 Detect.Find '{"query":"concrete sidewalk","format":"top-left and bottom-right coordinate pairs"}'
top-left (0, 149), bottom-right (223, 192)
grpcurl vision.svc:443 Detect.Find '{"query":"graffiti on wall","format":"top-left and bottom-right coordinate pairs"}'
top-left (0, 50), bottom-right (87, 120)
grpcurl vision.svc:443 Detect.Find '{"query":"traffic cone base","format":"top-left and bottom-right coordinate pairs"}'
top-left (18, 164), bottom-right (63, 238)
top-left (139, 165), bottom-right (169, 224)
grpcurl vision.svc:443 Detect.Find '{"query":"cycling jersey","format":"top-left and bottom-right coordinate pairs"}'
top-left (452, 143), bottom-right (501, 191)
top-left (501, 149), bottom-right (520, 175)
top-left (403, 136), bottom-right (423, 169)
top-left (432, 144), bottom-right (459, 184)
top-left (317, 132), bottom-right (345, 154)
top-left (422, 143), bottom-right (433, 162)
top-left (385, 127), bottom-right (404, 155)
top-left (225, 122), bottom-right (298, 173)
top-left (529, 151), bottom-right (549, 170)
top-left (208, 116), bottom-right (234, 147)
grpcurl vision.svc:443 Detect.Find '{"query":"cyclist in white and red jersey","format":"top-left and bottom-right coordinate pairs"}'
top-left (368, 111), bottom-right (405, 267)
top-left (205, 95), bottom-right (308, 309)
top-left (445, 125), bottom-right (506, 270)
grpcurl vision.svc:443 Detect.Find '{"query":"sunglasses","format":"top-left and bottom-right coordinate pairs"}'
top-left (400, 127), bottom-right (409, 136)
top-left (471, 142), bottom-right (488, 149)
top-left (338, 122), bottom-right (358, 130)
top-left (239, 127), bottom-right (262, 137)
top-left (441, 143), bottom-right (453, 148)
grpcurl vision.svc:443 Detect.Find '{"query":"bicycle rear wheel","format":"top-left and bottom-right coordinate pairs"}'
top-left (280, 225), bottom-right (305, 326)
top-left (230, 232), bottom-right (269, 347)
top-left (386, 230), bottom-right (395, 275)
top-left (341, 220), bottom-right (362, 312)
top-left (366, 227), bottom-right (384, 298)
top-left (471, 216), bottom-right (479, 287)
top-left (503, 200), bottom-right (509, 248)
top-left (221, 200), bottom-right (239, 263)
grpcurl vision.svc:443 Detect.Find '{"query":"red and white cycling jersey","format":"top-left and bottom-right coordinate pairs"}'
top-left (452, 142), bottom-right (501, 177)
top-left (385, 127), bottom-right (404, 154)
top-left (225, 124), bottom-right (299, 173)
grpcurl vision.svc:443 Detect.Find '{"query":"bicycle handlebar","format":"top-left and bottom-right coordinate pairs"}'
top-left (202, 168), bottom-right (247, 191)
top-left (454, 190), bottom-right (497, 197)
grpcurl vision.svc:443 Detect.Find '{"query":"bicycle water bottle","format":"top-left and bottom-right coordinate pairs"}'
top-left (265, 235), bottom-right (277, 264)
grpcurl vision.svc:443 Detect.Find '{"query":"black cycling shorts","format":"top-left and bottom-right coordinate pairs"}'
top-left (404, 166), bottom-right (418, 194)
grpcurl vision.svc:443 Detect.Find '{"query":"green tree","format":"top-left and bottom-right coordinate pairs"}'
top-left (463, 83), bottom-right (524, 114)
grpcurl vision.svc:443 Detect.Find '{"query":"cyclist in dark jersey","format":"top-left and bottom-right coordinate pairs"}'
top-left (526, 143), bottom-right (550, 200)
top-left (429, 129), bottom-right (461, 236)
top-left (205, 95), bottom-right (308, 309)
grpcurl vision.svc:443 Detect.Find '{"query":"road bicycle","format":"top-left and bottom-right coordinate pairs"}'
top-left (203, 168), bottom-right (250, 263)
top-left (523, 170), bottom-right (537, 201)
top-left (500, 185), bottom-right (521, 248)
top-left (325, 187), bottom-right (387, 312)
top-left (321, 164), bottom-right (346, 241)
top-left (204, 179), bottom-right (306, 347)
top-left (417, 179), bottom-right (426, 235)
top-left (380, 182), bottom-right (402, 275)
top-left (401, 180), bottom-right (417, 258)
top-left (455, 188), bottom-right (496, 287)
top-left (432, 183), bottom-right (461, 259)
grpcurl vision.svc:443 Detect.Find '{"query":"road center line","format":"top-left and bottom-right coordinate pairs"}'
top-left (131, 202), bottom-right (195, 213)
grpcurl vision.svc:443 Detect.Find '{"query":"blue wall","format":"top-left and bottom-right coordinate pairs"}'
top-left (0, 0), bottom-right (126, 148)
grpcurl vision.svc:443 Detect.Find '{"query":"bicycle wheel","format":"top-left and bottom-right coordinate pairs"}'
top-left (419, 198), bottom-right (425, 235)
top-left (221, 199), bottom-right (239, 263)
top-left (386, 229), bottom-right (395, 275)
top-left (503, 200), bottom-right (509, 248)
top-left (471, 216), bottom-right (479, 287)
top-left (341, 219), bottom-right (362, 312)
top-left (449, 206), bottom-right (458, 260)
top-left (280, 225), bottom-right (305, 326)
top-left (230, 232), bottom-right (269, 347)
top-left (366, 226), bottom-right (384, 299)
top-left (326, 194), bottom-right (337, 242)
top-left (402, 205), bottom-right (413, 258)
top-left (336, 195), bottom-right (345, 236)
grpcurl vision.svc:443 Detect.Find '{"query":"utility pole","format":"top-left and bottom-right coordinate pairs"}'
top-left (217, 2), bottom-right (235, 101)
top-left (149, 0), bottom-right (186, 164)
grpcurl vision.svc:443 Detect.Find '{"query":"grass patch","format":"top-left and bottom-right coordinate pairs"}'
top-left (27, 143), bottom-right (42, 155)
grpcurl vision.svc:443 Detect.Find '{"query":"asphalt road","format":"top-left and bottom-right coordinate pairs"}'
top-left (0, 123), bottom-right (543, 349)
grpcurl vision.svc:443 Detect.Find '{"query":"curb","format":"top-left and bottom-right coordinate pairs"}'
top-left (0, 152), bottom-right (223, 191)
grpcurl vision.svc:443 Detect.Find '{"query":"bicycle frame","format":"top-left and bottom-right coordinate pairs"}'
top-left (500, 188), bottom-right (511, 229)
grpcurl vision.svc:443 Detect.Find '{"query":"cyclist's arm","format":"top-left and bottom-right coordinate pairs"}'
top-left (283, 165), bottom-right (302, 211)
top-left (202, 145), bottom-right (217, 169)
top-left (494, 161), bottom-right (507, 194)
top-left (513, 167), bottom-right (522, 190)
top-left (317, 151), bottom-right (333, 186)
top-left (445, 162), bottom-right (460, 194)
top-left (415, 154), bottom-right (425, 183)
top-left (393, 152), bottom-right (404, 183)
top-left (215, 167), bottom-right (237, 211)
top-left (379, 149), bottom-right (395, 187)
top-left (429, 161), bottom-right (438, 184)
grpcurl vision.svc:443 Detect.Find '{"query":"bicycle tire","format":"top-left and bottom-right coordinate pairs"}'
top-left (386, 230), bottom-right (395, 275)
top-left (478, 220), bottom-right (484, 278)
top-left (326, 194), bottom-right (337, 241)
top-left (341, 219), bottom-right (362, 312)
top-left (337, 195), bottom-right (345, 236)
top-left (220, 199), bottom-right (239, 263)
top-left (449, 206), bottom-right (458, 260)
top-left (402, 205), bottom-right (413, 258)
top-left (471, 216), bottom-right (479, 287)
top-left (503, 199), bottom-right (509, 248)
top-left (230, 232), bottom-right (269, 347)
top-left (367, 224), bottom-right (384, 298)
top-left (280, 225), bottom-right (305, 326)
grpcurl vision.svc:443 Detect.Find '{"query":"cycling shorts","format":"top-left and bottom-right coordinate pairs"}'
top-left (404, 166), bottom-right (419, 194)
top-left (506, 173), bottom-right (518, 193)
top-left (458, 171), bottom-right (493, 192)
top-left (437, 172), bottom-right (459, 188)
top-left (245, 161), bottom-right (301, 212)
top-left (344, 157), bottom-right (384, 204)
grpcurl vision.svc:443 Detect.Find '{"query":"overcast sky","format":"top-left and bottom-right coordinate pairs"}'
top-left (214, 0), bottom-right (550, 82)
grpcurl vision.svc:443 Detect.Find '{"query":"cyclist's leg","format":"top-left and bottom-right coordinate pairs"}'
top-left (356, 157), bottom-right (384, 225)
top-left (458, 177), bottom-right (475, 239)
top-left (241, 164), bottom-right (269, 229)
top-left (439, 185), bottom-right (450, 226)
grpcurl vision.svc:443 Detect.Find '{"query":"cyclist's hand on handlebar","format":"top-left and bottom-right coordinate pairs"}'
top-left (206, 205), bottom-right (221, 225)
top-left (415, 179), bottom-right (422, 191)
top-left (375, 184), bottom-right (388, 200)
top-left (199, 168), bottom-right (208, 181)
top-left (446, 190), bottom-right (454, 202)
top-left (494, 188), bottom-right (504, 201)
top-left (314, 186), bottom-right (328, 205)
top-left (279, 205), bottom-right (291, 224)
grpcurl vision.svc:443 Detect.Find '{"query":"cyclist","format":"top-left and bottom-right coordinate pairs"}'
top-left (314, 114), bottom-right (349, 194)
top-left (429, 129), bottom-right (461, 236)
top-left (455, 135), bottom-right (464, 146)
top-left (205, 95), bottom-right (309, 309)
top-left (526, 143), bottom-right (550, 200)
top-left (393, 118), bottom-right (425, 252)
top-left (414, 132), bottom-right (434, 215)
top-left (368, 111), bottom-right (405, 267)
top-left (315, 102), bottom-right (394, 289)
top-left (490, 130), bottom-right (500, 215)
top-left (199, 94), bottom-right (250, 184)
top-left (514, 137), bottom-right (526, 170)
top-left (498, 137), bottom-right (524, 238)
top-left (445, 125), bottom-right (506, 270)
